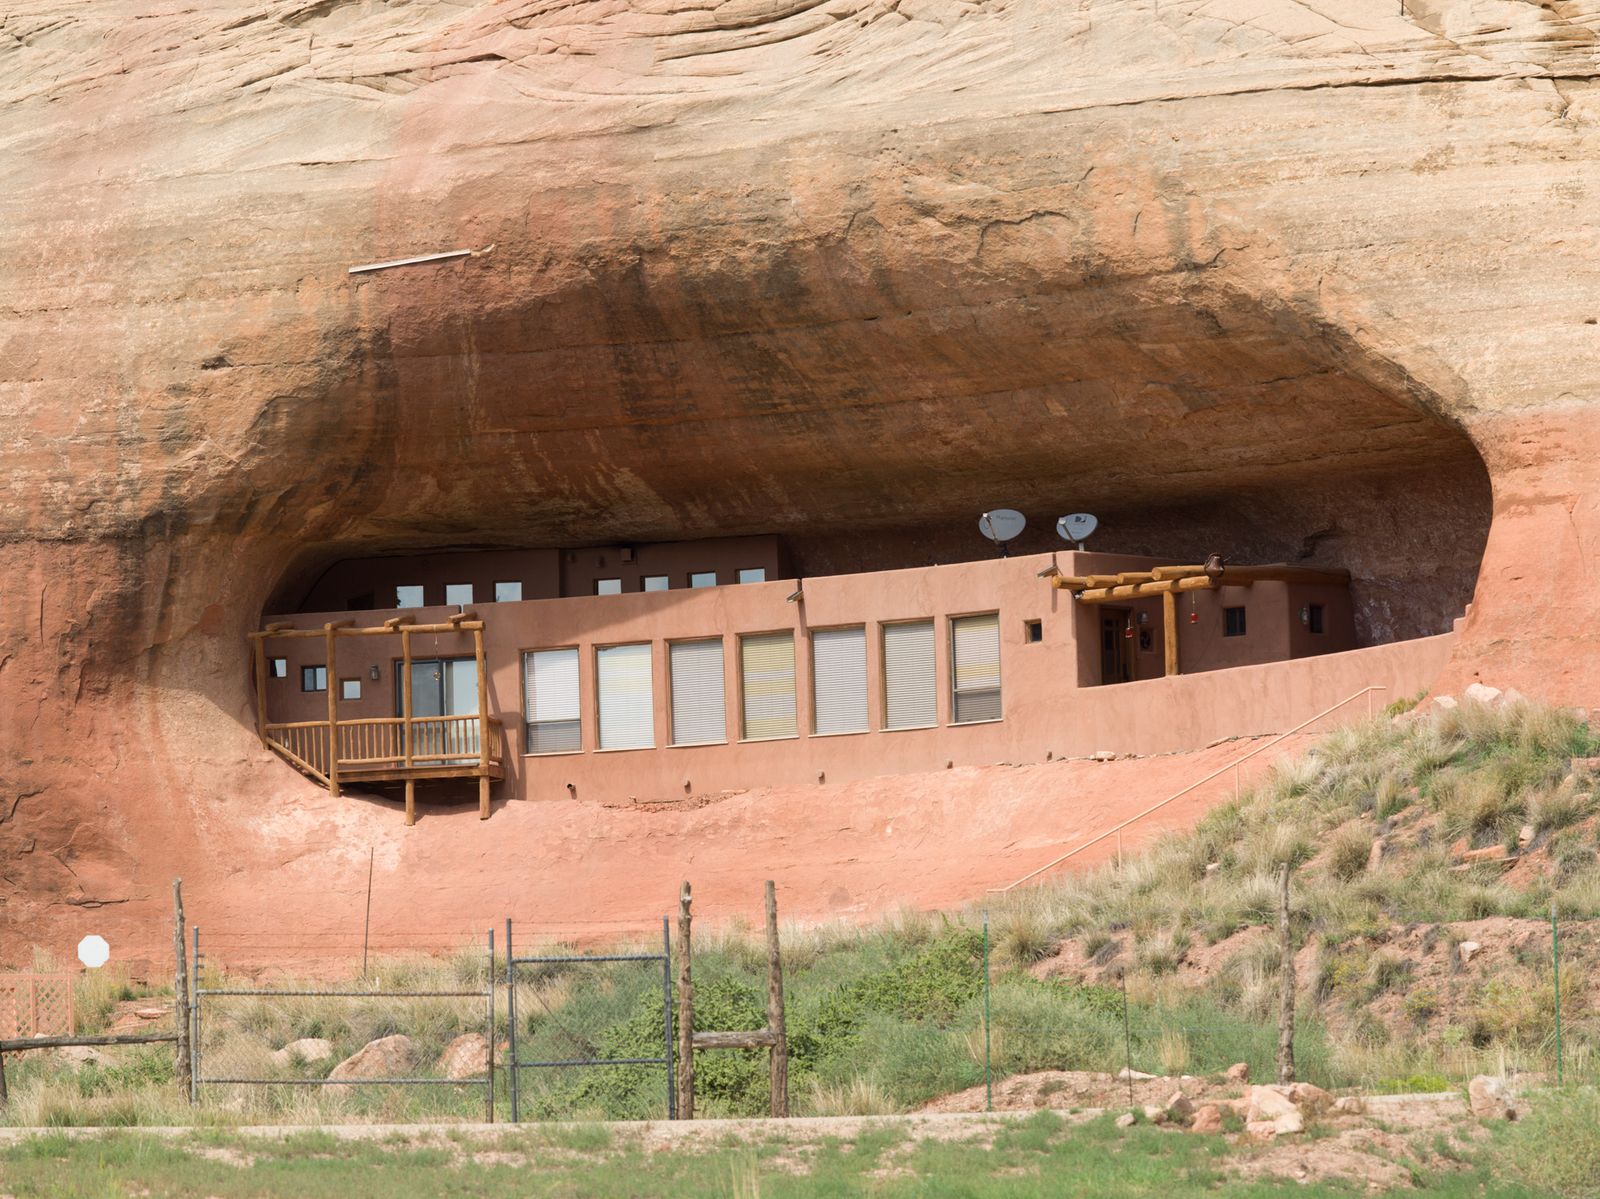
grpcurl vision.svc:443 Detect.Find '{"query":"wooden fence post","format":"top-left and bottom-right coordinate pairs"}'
top-left (765, 880), bottom-right (788, 1118)
top-left (1276, 863), bottom-right (1296, 1084)
top-left (675, 881), bottom-right (694, 1120)
top-left (173, 878), bottom-right (192, 1102)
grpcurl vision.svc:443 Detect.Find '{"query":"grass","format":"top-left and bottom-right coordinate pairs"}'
top-left (0, 1111), bottom-right (1566, 1198)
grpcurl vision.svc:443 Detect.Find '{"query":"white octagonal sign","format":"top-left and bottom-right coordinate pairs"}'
top-left (77, 935), bottom-right (110, 969)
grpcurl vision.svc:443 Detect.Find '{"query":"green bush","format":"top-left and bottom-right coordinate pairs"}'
top-left (1503, 1086), bottom-right (1600, 1196)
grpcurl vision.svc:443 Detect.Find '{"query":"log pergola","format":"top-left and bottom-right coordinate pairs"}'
top-left (1052, 561), bottom-right (1351, 679)
top-left (247, 613), bottom-right (503, 825)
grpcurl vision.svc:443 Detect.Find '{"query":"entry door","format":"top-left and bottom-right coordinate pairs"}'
top-left (399, 658), bottom-right (479, 760)
top-left (1100, 609), bottom-right (1134, 685)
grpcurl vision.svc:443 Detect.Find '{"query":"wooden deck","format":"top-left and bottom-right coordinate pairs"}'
top-left (251, 613), bottom-right (503, 824)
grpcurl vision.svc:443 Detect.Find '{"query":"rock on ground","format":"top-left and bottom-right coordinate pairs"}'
top-left (329, 1035), bottom-right (414, 1082)
top-left (437, 1033), bottom-right (489, 1081)
top-left (1467, 1075), bottom-right (1516, 1122)
top-left (271, 1038), bottom-right (334, 1069)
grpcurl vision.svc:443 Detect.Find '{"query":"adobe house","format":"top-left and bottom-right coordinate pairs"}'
top-left (252, 536), bottom-right (1434, 825)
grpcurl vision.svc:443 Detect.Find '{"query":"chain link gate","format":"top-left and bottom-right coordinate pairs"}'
top-left (189, 926), bottom-right (498, 1121)
top-left (504, 918), bottom-right (675, 1123)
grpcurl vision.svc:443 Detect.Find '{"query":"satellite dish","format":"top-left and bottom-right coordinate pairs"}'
top-left (1056, 513), bottom-right (1098, 549)
top-left (77, 935), bottom-right (110, 969)
top-left (978, 510), bottom-right (1027, 558)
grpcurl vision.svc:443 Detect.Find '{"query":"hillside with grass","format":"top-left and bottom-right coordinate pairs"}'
top-left (11, 698), bottom-right (1600, 1131)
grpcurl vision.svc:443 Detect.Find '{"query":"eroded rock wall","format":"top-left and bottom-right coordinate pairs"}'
top-left (2, 0), bottom-right (1598, 955)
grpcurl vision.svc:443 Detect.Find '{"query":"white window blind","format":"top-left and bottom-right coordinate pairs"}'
top-left (670, 639), bottom-right (727, 746)
top-left (597, 643), bottom-right (654, 750)
top-left (952, 613), bottom-right (1002, 724)
top-left (523, 648), bottom-right (581, 754)
top-left (812, 627), bottom-right (867, 735)
top-left (741, 632), bottom-right (797, 740)
top-left (883, 620), bottom-right (936, 729)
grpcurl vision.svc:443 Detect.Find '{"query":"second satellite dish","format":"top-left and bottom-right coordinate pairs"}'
top-left (1057, 513), bottom-right (1098, 549)
top-left (979, 510), bottom-right (1027, 559)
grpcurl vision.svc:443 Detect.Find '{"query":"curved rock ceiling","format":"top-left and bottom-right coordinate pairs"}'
top-left (1, 0), bottom-right (1596, 950)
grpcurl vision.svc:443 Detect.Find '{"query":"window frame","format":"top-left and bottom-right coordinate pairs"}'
top-left (445, 582), bottom-right (474, 606)
top-left (668, 637), bottom-right (729, 748)
top-left (594, 641), bottom-right (656, 752)
top-left (494, 581), bottom-right (523, 603)
top-left (1308, 604), bottom-right (1325, 635)
top-left (810, 624), bottom-right (870, 737)
top-left (1224, 606), bottom-right (1248, 637)
top-left (689, 571), bottom-right (717, 589)
top-left (395, 584), bottom-right (425, 609)
top-left (339, 678), bottom-right (362, 701)
top-left (880, 618), bottom-right (938, 732)
top-left (268, 657), bottom-right (288, 679)
top-left (738, 629), bottom-right (799, 742)
top-left (594, 578), bottom-right (623, 596)
top-left (736, 568), bottom-right (767, 585)
top-left (522, 646), bottom-right (583, 757)
top-left (949, 611), bottom-right (1003, 726)
top-left (641, 575), bottom-right (670, 592)
top-left (301, 664), bottom-right (327, 693)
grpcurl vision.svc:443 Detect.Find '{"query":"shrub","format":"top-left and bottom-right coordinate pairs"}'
top-left (1325, 825), bottom-right (1375, 881)
top-left (1402, 988), bottom-right (1440, 1024)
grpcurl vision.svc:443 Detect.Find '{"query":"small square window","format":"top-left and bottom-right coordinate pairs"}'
top-left (737, 568), bottom-right (766, 584)
top-left (1023, 620), bottom-right (1043, 644)
top-left (268, 657), bottom-right (288, 678)
top-left (340, 678), bottom-right (362, 701)
top-left (642, 575), bottom-right (670, 592)
top-left (690, 572), bottom-right (717, 589)
top-left (595, 578), bottom-right (623, 596)
top-left (301, 665), bottom-right (327, 692)
top-left (395, 585), bottom-right (425, 609)
top-left (445, 583), bottom-right (473, 606)
top-left (1224, 607), bottom-right (1247, 637)
top-left (494, 581), bottom-right (523, 603)
top-left (1308, 604), bottom-right (1325, 634)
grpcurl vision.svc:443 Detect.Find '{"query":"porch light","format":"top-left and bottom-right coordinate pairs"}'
top-left (369, 664), bottom-right (380, 681)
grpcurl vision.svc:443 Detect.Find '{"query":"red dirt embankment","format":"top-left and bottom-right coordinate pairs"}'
top-left (34, 735), bottom-right (1311, 977)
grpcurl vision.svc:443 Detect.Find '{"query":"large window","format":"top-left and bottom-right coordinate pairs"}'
top-left (741, 632), bottom-right (797, 740)
top-left (812, 627), bottom-right (868, 735)
top-left (670, 639), bottom-right (727, 746)
top-left (523, 648), bottom-right (581, 754)
top-left (883, 620), bottom-right (936, 730)
top-left (951, 613), bottom-right (1002, 724)
top-left (597, 643), bottom-right (654, 750)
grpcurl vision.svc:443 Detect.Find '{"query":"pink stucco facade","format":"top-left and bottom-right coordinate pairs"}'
top-left (259, 551), bottom-right (1450, 805)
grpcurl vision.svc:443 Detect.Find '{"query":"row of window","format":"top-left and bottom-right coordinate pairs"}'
top-left (522, 614), bottom-right (1002, 755)
top-left (385, 569), bottom-right (771, 610)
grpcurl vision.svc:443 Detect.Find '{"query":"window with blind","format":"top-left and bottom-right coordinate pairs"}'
top-left (951, 613), bottom-right (1002, 724)
top-left (523, 648), bottom-right (581, 754)
top-left (741, 632), bottom-right (797, 740)
top-left (812, 627), bottom-right (867, 735)
top-left (670, 639), bottom-right (727, 746)
top-left (883, 620), bottom-right (936, 729)
top-left (597, 643), bottom-right (654, 750)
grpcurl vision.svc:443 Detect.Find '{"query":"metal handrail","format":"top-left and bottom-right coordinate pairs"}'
top-left (988, 685), bottom-right (1388, 894)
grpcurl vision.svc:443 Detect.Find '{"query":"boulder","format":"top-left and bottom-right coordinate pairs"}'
top-left (1166, 1092), bottom-right (1195, 1121)
top-left (1142, 1104), bottom-right (1168, 1125)
top-left (1224, 1062), bottom-right (1250, 1084)
top-left (1189, 1104), bottom-right (1225, 1135)
top-left (1246, 1085), bottom-right (1305, 1136)
top-left (1458, 940), bottom-right (1482, 965)
top-left (1114, 1112), bottom-right (1137, 1129)
top-left (437, 1032), bottom-right (490, 1081)
top-left (1464, 683), bottom-right (1503, 705)
top-left (1286, 1082), bottom-right (1333, 1115)
top-left (328, 1034), bottom-right (414, 1082)
top-left (1333, 1095), bottom-right (1366, 1115)
top-left (271, 1037), bottom-right (334, 1069)
top-left (1468, 1075), bottom-right (1516, 1122)
top-left (1432, 696), bottom-right (1459, 712)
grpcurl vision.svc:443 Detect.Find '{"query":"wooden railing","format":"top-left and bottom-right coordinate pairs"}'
top-left (265, 716), bottom-right (504, 784)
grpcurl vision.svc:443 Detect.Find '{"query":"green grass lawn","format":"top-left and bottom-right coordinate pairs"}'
top-left (0, 1113), bottom-right (1564, 1199)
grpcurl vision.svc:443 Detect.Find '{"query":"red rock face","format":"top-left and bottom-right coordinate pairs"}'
top-left (1, 1), bottom-right (1595, 959)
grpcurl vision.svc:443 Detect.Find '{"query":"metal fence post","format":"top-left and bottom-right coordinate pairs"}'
top-left (1552, 901), bottom-right (1564, 1085)
top-left (983, 910), bottom-right (992, 1114)
top-left (506, 918), bottom-right (519, 1123)
top-left (662, 915), bottom-right (676, 1120)
top-left (190, 925), bottom-right (202, 1105)
top-left (486, 927), bottom-right (495, 1124)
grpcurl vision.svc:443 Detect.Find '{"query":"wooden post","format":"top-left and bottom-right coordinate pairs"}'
top-left (172, 878), bottom-right (192, 1102)
top-left (675, 880), bottom-right (694, 1120)
top-left (1276, 863), bottom-right (1296, 1084)
top-left (404, 779), bottom-right (416, 828)
top-left (324, 623), bottom-right (341, 797)
top-left (1162, 590), bottom-right (1178, 678)
top-left (252, 636), bottom-right (269, 746)
top-left (474, 626), bottom-right (490, 820)
top-left (0, 1042), bottom-right (7, 1108)
top-left (401, 627), bottom-right (414, 769)
top-left (765, 880), bottom-right (788, 1118)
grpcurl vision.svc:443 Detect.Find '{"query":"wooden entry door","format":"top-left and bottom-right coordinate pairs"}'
top-left (1099, 608), bottom-right (1134, 685)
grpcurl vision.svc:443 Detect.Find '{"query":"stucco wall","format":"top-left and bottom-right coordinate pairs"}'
top-left (261, 551), bottom-right (1447, 804)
